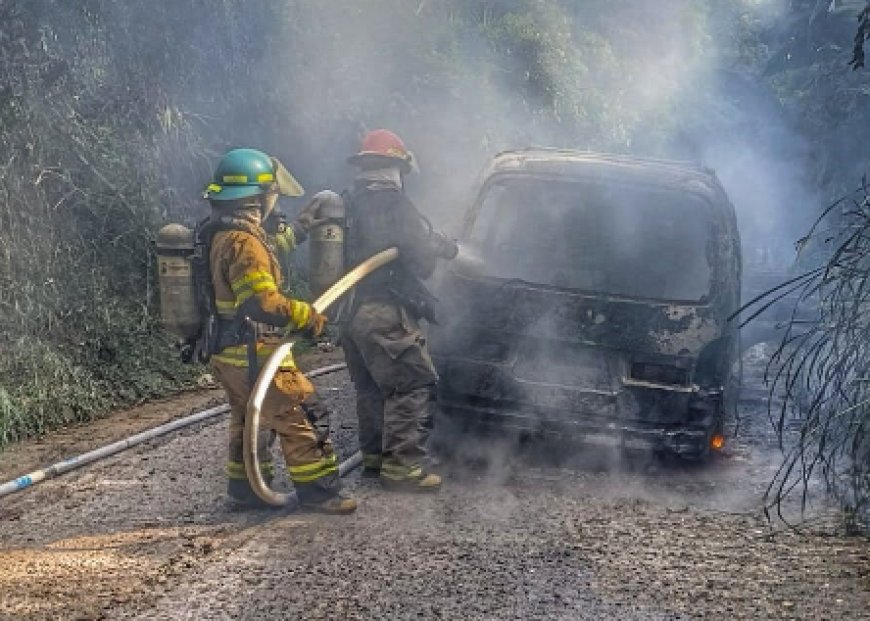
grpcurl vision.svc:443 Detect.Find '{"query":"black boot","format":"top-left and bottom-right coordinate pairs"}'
top-left (379, 462), bottom-right (442, 493)
top-left (228, 477), bottom-right (282, 509)
top-left (226, 460), bottom-right (279, 510)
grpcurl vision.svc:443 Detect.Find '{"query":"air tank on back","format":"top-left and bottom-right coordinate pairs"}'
top-left (308, 190), bottom-right (346, 298)
top-left (155, 223), bottom-right (199, 339)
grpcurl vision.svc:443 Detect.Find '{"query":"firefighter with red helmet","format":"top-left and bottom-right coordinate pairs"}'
top-left (342, 129), bottom-right (458, 492)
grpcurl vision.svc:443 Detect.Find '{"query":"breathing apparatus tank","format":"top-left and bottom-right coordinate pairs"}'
top-left (155, 223), bottom-right (199, 340)
top-left (308, 190), bottom-right (346, 298)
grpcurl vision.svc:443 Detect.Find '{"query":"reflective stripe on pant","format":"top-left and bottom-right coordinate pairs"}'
top-left (380, 462), bottom-right (425, 481)
top-left (212, 359), bottom-right (339, 487)
top-left (362, 453), bottom-right (383, 470)
top-left (342, 299), bottom-right (438, 478)
top-left (227, 460), bottom-right (274, 481)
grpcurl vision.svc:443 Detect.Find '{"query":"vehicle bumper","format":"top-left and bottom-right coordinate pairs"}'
top-left (434, 356), bottom-right (721, 457)
top-left (437, 400), bottom-right (716, 456)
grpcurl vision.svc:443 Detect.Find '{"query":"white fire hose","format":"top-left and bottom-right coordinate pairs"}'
top-left (244, 247), bottom-right (399, 506)
top-left (0, 249), bottom-right (399, 503)
top-left (0, 403), bottom-right (231, 500)
top-left (0, 363), bottom-right (352, 501)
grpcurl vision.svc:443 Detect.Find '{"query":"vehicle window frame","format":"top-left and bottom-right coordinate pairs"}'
top-left (461, 171), bottom-right (732, 305)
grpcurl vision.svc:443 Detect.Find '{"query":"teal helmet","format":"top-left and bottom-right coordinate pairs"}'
top-left (205, 148), bottom-right (304, 202)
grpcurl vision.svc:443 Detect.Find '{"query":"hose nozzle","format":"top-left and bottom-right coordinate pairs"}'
top-left (452, 243), bottom-right (486, 277)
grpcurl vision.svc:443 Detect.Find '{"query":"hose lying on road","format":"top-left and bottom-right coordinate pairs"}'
top-left (1, 242), bottom-right (397, 505)
top-left (0, 363), bottom-right (350, 501)
top-left (244, 247), bottom-right (399, 506)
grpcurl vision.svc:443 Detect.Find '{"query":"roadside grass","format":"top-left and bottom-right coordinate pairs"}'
top-left (0, 320), bottom-right (202, 448)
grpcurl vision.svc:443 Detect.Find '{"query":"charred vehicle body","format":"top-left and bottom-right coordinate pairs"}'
top-left (430, 149), bottom-right (741, 459)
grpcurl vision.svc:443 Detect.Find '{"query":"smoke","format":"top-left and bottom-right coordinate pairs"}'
top-left (265, 1), bottom-right (816, 262)
top-left (137, 0), bottom-right (818, 263)
top-left (131, 1), bottom-right (826, 512)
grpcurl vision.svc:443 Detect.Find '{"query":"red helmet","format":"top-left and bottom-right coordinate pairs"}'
top-left (348, 129), bottom-right (415, 173)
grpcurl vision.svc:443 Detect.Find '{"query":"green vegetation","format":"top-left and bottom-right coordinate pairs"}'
top-left (0, 1), bottom-right (865, 457)
top-left (738, 180), bottom-right (870, 532)
top-left (0, 3), bottom-right (204, 444)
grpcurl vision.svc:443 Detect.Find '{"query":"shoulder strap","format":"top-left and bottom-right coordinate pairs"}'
top-left (340, 189), bottom-right (355, 270)
top-left (192, 217), bottom-right (215, 309)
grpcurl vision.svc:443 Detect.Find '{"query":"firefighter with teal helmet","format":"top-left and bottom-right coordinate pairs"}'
top-left (203, 147), bottom-right (355, 513)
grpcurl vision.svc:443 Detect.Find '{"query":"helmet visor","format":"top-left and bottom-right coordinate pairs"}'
top-left (271, 157), bottom-right (305, 197)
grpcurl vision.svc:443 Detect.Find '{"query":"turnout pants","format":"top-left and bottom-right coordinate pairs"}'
top-left (211, 360), bottom-right (340, 498)
top-left (342, 299), bottom-right (438, 480)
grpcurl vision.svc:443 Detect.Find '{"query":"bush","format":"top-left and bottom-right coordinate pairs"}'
top-left (741, 183), bottom-right (870, 532)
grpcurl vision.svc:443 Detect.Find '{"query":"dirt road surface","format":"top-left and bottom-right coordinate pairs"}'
top-left (1, 348), bottom-right (869, 620)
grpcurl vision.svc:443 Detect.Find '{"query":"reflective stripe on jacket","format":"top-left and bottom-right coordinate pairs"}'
top-left (209, 228), bottom-right (311, 369)
top-left (211, 341), bottom-right (296, 369)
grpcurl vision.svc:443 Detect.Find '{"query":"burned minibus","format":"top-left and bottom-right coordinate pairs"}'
top-left (430, 149), bottom-right (741, 460)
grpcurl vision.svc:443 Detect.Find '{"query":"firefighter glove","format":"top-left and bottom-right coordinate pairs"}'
top-left (273, 222), bottom-right (296, 255)
top-left (295, 196), bottom-right (329, 234)
top-left (263, 210), bottom-right (288, 235)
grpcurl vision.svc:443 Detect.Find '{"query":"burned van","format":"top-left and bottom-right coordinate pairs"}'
top-left (430, 149), bottom-right (741, 459)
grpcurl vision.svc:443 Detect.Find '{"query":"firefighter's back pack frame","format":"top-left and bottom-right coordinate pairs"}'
top-left (174, 218), bottom-right (262, 389)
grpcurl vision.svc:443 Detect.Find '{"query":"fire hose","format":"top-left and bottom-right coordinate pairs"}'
top-left (243, 247), bottom-right (399, 506)
top-left (0, 364), bottom-right (351, 501)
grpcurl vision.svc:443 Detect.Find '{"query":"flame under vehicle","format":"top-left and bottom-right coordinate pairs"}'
top-left (430, 149), bottom-right (741, 460)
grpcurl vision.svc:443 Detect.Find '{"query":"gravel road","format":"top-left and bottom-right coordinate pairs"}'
top-left (1, 347), bottom-right (868, 620)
